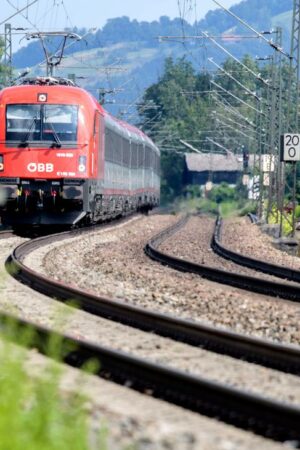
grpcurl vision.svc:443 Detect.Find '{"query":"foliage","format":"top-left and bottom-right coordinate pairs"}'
top-left (238, 202), bottom-right (257, 216)
top-left (184, 185), bottom-right (202, 198)
top-left (197, 199), bottom-right (219, 215)
top-left (207, 183), bottom-right (236, 204)
top-left (0, 320), bottom-right (106, 450)
top-left (138, 57), bottom-right (211, 204)
top-left (160, 150), bottom-right (185, 205)
top-left (12, 2), bottom-right (293, 69)
top-left (138, 53), bottom-right (272, 205)
top-left (295, 205), bottom-right (300, 219)
top-left (268, 206), bottom-right (293, 236)
top-left (176, 197), bottom-right (219, 215)
top-left (0, 38), bottom-right (9, 88)
top-left (219, 201), bottom-right (239, 218)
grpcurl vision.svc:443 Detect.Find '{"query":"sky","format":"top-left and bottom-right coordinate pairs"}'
top-left (1, 0), bottom-right (240, 39)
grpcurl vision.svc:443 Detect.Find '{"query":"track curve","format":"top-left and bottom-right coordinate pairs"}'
top-left (4, 214), bottom-right (300, 375)
top-left (213, 215), bottom-right (300, 283)
top-left (0, 230), bottom-right (14, 239)
top-left (4, 215), bottom-right (300, 443)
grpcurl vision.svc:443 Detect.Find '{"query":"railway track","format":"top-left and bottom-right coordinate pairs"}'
top-left (146, 214), bottom-right (300, 302)
top-left (214, 215), bottom-right (300, 284)
top-left (1, 309), bottom-right (300, 444)
top-left (6, 217), bottom-right (300, 375)
top-left (4, 214), bottom-right (300, 442)
top-left (0, 229), bottom-right (14, 240)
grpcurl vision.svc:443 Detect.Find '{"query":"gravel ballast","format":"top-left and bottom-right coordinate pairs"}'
top-left (222, 216), bottom-right (300, 269)
top-left (0, 231), bottom-right (290, 449)
top-left (30, 213), bottom-right (300, 345)
top-left (159, 215), bottom-right (296, 284)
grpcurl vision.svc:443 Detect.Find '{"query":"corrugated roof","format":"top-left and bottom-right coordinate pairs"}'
top-left (185, 153), bottom-right (259, 172)
top-left (185, 153), bottom-right (242, 172)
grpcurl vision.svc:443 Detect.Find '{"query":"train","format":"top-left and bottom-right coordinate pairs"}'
top-left (0, 77), bottom-right (160, 227)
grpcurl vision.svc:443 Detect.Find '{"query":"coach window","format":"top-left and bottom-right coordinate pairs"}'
top-left (105, 128), bottom-right (114, 162)
top-left (122, 138), bottom-right (130, 167)
top-left (131, 142), bottom-right (138, 169)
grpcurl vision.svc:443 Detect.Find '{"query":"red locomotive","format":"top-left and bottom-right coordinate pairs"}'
top-left (0, 77), bottom-right (160, 226)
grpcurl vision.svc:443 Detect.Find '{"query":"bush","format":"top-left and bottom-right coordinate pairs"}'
top-left (268, 206), bottom-right (293, 236)
top-left (197, 198), bottom-right (219, 215)
top-left (295, 205), bottom-right (300, 219)
top-left (238, 202), bottom-right (257, 216)
top-left (219, 201), bottom-right (239, 217)
top-left (207, 183), bottom-right (236, 204)
top-left (0, 320), bottom-right (105, 450)
top-left (184, 185), bottom-right (202, 198)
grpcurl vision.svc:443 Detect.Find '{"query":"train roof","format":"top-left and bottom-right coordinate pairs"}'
top-left (0, 80), bottom-right (159, 154)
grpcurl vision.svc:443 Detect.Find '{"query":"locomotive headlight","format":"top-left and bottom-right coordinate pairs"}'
top-left (0, 155), bottom-right (3, 172)
top-left (78, 155), bottom-right (87, 173)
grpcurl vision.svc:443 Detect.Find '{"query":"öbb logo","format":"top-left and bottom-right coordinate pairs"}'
top-left (27, 163), bottom-right (54, 173)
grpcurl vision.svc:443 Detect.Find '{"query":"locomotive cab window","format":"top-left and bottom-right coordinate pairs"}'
top-left (43, 105), bottom-right (78, 142)
top-left (6, 104), bottom-right (41, 142)
top-left (6, 104), bottom-right (78, 144)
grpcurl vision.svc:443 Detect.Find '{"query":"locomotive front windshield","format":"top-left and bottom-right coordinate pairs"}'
top-left (6, 104), bottom-right (78, 144)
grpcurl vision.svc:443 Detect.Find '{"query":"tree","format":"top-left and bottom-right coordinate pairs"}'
top-left (138, 57), bottom-right (212, 203)
top-left (0, 38), bottom-right (8, 87)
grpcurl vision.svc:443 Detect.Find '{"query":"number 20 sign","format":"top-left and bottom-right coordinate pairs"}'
top-left (280, 133), bottom-right (300, 162)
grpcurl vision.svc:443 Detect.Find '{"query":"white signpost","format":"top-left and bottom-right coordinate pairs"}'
top-left (262, 154), bottom-right (275, 172)
top-left (280, 134), bottom-right (300, 162)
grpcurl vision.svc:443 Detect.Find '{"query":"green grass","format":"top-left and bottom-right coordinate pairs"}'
top-left (0, 332), bottom-right (88, 450)
top-left (175, 197), bottom-right (218, 215)
top-left (0, 320), bottom-right (107, 450)
top-left (0, 266), bottom-right (114, 450)
top-left (219, 201), bottom-right (239, 218)
top-left (268, 206), bottom-right (293, 236)
top-left (175, 196), bottom-right (256, 218)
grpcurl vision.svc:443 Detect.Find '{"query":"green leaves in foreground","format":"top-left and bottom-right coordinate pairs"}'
top-left (0, 320), bottom-right (101, 450)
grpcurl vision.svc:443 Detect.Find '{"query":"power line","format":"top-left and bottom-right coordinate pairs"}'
top-left (208, 57), bottom-right (261, 101)
top-left (212, 92), bottom-right (256, 128)
top-left (202, 31), bottom-right (269, 86)
top-left (212, 0), bottom-right (291, 59)
top-left (211, 80), bottom-right (263, 115)
top-left (1, 0), bottom-right (38, 26)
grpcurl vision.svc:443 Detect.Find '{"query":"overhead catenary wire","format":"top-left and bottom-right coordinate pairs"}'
top-left (212, 91), bottom-right (256, 128)
top-left (212, 0), bottom-right (291, 60)
top-left (1, 0), bottom-right (38, 26)
top-left (206, 137), bottom-right (233, 154)
top-left (180, 139), bottom-right (203, 153)
top-left (215, 116), bottom-right (256, 140)
top-left (214, 111), bottom-right (256, 133)
top-left (211, 80), bottom-right (263, 115)
top-left (208, 57), bottom-right (261, 101)
top-left (202, 31), bottom-right (269, 86)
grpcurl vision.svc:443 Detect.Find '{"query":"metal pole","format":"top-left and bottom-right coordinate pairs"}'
top-left (4, 23), bottom-right (12, 86)
top-left (258, 100), bottom-right (264, 220)
top-left (286, 0), bottom-right (300, 236)
top-left (266, 54), bottom-right (276, 223)
top-left (266, 28), bottom-right (283, 228)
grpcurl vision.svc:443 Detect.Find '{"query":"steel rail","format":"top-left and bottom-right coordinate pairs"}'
top-left (1, 310), bottom-right (300, 443)
top-left (147, 216), bottom-right (300, 302)
top-left (5, 215), bottom-right (300, 441)
top-left (0, 230), bottom-right (14, 239)
top-left (213, 216), bottom-right (300, 283)
top-left (5, 215), bottom-right (300, 376)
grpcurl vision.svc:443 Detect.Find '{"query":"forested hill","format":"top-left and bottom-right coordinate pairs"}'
top-left (11, 0), bottom-right (293, 118)
top-left (12, 0), bottom-right (293, 68)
